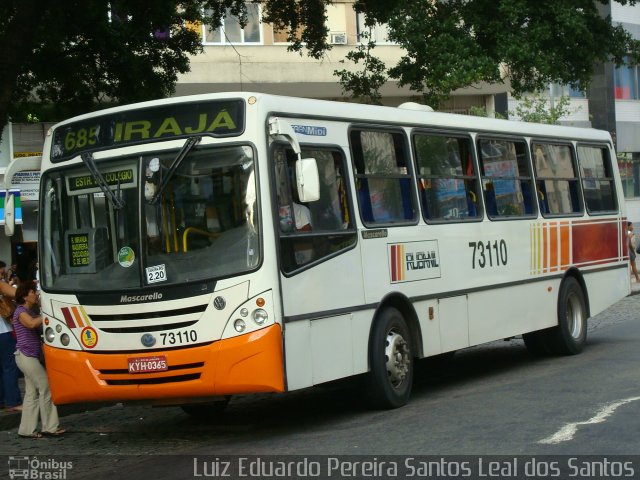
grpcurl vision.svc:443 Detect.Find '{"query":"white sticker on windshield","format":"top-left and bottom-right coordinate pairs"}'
top-left (146, 264), bottom-right (167, 284)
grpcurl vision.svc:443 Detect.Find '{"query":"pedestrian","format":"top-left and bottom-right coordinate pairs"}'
top-left (12, 281), bottom-right (65, 438)
top-left (0, 295), bottom-right (21, 412)
top-left (628, 222), bottom-right (640, 283)
top-left (6, 262), bottom-right (18, 285)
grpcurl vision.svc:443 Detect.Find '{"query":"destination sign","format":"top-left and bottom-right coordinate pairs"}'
top-left (68, 168), bottom-right (135, 192)
top-left (51, 99), bottom-right (245, 162)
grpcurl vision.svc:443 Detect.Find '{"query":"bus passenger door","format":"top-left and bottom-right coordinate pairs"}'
top-left (273, 145), bottom-right (364, 390)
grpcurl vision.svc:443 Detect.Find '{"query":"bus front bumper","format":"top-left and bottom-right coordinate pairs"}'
top-left (44, 324), bottom-right (285, 405)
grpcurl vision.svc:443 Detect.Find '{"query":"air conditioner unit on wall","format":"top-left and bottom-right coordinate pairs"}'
top-left (330, 32), bottom-right (347, 45)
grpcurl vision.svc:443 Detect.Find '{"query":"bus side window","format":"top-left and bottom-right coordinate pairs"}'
top-left (532, 143), bottom-right (582, 216)
top-left (274, 146), bottom-right (356, 273)
top-left (349, 129), bottom-right (416, 225)
top-left (413, 132), bottom-right (480, 221)
top-left (478, 138), bottom-right (535, 219)
top-left (577, 145), bottom-right (618, 213)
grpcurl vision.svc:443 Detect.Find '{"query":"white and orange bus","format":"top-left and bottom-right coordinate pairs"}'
top-left (32, 92), bottom-right (629, 411)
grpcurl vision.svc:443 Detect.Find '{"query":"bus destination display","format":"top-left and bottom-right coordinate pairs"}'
top-left (51, 99), bottom-right (245, 162)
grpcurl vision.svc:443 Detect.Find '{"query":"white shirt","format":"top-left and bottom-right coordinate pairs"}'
top-left (293, 203), bottom-right (312, 230)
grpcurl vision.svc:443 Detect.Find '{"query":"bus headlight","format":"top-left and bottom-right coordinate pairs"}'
top-left (60, 333), bottom-right (70, 346)
top-left (252, 309), bottom-right (268, 325)
top-left (234, 319), bottom-right (246, 333)
top-left (44, 327), bottom-right (55, 343)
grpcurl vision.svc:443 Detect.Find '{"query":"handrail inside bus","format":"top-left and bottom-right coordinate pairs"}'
top-left (182, 227), bottom-right (221, 253)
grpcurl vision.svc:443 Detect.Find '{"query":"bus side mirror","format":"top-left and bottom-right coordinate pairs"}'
top-left (296, 157), bottom-right (320, 202)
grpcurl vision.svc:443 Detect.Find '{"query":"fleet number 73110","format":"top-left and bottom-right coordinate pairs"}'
top-left (468, 240), bottom-right (508, 269)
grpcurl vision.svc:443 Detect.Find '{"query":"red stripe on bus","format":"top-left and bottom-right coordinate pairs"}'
top-left (61, 308), bottom-right (77, 328)
top-left (390, 245), bottom-right (397, 282)
top-left (572, 221), bottom-right (618, 264)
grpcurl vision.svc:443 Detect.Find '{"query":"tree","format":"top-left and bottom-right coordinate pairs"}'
top-left (511, 95), bottom-right (574, 125)
top-left (347, 0), bottom-right (640, 107)
top-left (0, 0), bottom-right (330, 143)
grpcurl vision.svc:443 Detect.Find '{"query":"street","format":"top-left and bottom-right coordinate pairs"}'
top-left (1, 292), bottom-right (640, 479)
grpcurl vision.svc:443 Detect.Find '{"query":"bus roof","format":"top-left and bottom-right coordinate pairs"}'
top-left (49, 91), bottom-right (612, 145)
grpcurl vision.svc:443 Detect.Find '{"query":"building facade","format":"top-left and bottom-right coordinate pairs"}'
top-left (589, 2), bottom-right (640, 219)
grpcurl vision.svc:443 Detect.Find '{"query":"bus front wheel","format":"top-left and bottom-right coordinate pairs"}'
top-left (366, 307), bottom-right (413, 409)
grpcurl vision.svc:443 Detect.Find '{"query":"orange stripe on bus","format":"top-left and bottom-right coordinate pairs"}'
top-left (71, 306), bottom-right (85, 327)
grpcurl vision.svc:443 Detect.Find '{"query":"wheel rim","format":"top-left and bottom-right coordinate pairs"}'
top-left (566, 291), bottom-right (584, 339)
top-left (385, 328), bottom-right (411, 388)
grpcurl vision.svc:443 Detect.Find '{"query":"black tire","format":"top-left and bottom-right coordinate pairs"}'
top-left (181, 397), bottom-right (230, 419)
top-left (547, 277), bottom-right (588, 355)
top-left (366, 307), bottom-right (414, 409)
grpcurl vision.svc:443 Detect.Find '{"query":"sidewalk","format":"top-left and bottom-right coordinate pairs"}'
top-left (0, 377), bottom-right (110, 431)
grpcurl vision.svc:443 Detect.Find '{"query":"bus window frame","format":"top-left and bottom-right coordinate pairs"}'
top-left (476, 134), bottom-right (538, 221)
top-left (269, 141), bottom-right (359, 277)
top-left (410, 128), bottom-right (483, 224)
top-left (530, 139), bottom-right (584, 218)
top-left (575, 141), bottom-right (620, 216)
top-left (348, 125), bottom-right (419, 228)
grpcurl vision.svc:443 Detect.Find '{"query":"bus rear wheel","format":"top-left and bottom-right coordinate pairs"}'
top-left (366, 307), bottom-right (413, 409)
top-left (548, 277), bottom-right (587, 355)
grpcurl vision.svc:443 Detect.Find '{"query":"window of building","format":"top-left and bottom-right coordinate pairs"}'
top-left (614, 58), bottom-right (638, 99)
top-left (203, 3), bottom-right (261, 44)
top-left (478, 138), bottom-right (535, 218)
top-left (273, 25), bottom-right (303, 43)
top-left (413, 132), bottom-right (480, 221)
top-left (274, 146), bottom-right (356, 273)
top-left (532, 143), bottom-right (582, 215)
top-left (577, 145), bottom-right (618, 213)
top-left (356, 13), bottom-right (394, 44)
top-left (350, 129), bottom-right (416, 225)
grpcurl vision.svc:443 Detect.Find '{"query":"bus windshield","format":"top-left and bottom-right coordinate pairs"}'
top-left (41, 143), bottom-right (259, 291)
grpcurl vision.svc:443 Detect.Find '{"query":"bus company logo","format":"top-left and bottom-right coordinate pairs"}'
top-left (119, 292), bottom-right (163, 303)
top-left (8, 456), bottom-right (73, 479)
top-left (292, 125), bottom-right (327, 136)
top-left (389, 241), bottom-right (441, 283)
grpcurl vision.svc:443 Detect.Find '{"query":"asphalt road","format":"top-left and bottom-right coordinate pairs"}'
top-left (2, 293), bottom-right (640, 479)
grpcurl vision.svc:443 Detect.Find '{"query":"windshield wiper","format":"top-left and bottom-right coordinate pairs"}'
top-left (151, 136), bottom-right (202, 204)
top-left (80, 152), bottom-right (126, 209)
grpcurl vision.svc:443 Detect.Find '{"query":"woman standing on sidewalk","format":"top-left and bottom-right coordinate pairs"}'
top-left (12, 281), bottom-right (65, 438)
top-left (629, 222), bottom-right (640, 283)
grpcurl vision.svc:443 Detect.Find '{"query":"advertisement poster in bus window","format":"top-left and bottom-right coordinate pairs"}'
top-left (433, 178), bottom-right (468, 218)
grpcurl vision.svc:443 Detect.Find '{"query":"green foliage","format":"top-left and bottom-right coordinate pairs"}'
top-left (511, 95), bottom-right (573, 124)
top-left (334, 30), bottom-right (387, 104)
top-left (346, 0), bottom-right (640, 107)
top-left (468, 106), bottom-right (505, 119)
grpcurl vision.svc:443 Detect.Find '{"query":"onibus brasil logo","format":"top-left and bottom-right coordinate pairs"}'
top-left (8, 456), bottom-right (73, 479)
